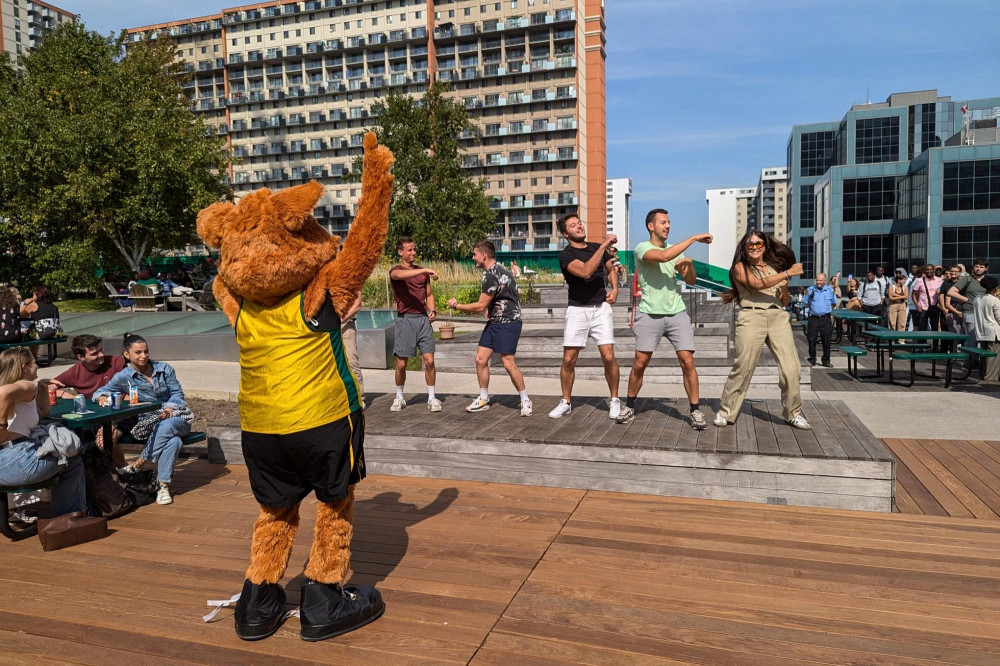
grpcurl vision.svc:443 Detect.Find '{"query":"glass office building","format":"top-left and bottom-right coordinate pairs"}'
top-left (787, 90), bottom-right (1000, 283)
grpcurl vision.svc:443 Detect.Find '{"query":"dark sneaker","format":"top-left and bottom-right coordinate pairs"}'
top-left (615, 406), bottom-right (635, 425)
top-left (690, 409), bottom-right (708, 430)
top-left (821, 361), bottom-right (834, 368)
top-left (299, 579), bottom-right (385, 642)
top-left (234, 579), bottom-right (287, 641)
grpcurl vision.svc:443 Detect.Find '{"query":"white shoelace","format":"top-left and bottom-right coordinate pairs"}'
top-left (202, 591), bottom-right (300, 622)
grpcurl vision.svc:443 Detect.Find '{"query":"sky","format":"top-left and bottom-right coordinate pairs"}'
top-left (57, 0), bottom-right (1000, 263)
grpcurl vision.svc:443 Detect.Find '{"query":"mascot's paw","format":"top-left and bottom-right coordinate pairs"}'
top-left (299, 579), bottom-right (385, 642)
top-left (234, 579), bottom-right (288, 641)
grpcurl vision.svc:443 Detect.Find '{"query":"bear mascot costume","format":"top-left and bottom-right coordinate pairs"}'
top-left (196, 132), bottom-right (393, 642)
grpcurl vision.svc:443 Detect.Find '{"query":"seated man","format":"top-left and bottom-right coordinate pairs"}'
top-left (49, 334), bottom-right (128, 468)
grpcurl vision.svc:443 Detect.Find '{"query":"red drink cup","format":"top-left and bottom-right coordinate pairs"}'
top-left (48, 384), bottom-right (57, 406)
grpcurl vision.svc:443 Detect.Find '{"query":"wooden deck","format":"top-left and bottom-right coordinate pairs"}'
top-left (3, 461), bottom-right (1000, 664)
top-left (359, 394), bottom-right (895, 512)
top-left (885, 438), bottom-right (1000, 519)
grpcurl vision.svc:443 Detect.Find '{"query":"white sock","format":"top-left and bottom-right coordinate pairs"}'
top-left (427, 386), bottom-right (436, 400)
top-left (519, 390), bottom-right (529, 402)
top-left (395, 386), bottom-right (404, 399)
top-left (480, 388), bottom-right (489, 400)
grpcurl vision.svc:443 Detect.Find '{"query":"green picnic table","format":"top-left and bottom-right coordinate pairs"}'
top-left (830, 310), bottom-right (881, 344)
top-left (0, 335), bottom-right (66, 367)
top-left (858, 328), bottom-right (969, 385)
top-left (51, 398), bottom-right (163, 457)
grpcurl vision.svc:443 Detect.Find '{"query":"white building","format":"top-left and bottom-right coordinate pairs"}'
top-left (606, 177), bottom-right (631, 251)
top-left (706, 186), bottom-right (756, 267)
top-left (0, 0), bottom-right (75, 65)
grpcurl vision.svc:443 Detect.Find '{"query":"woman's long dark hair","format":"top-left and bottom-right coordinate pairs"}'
top-left (721, 230), bottom-right (797, 304)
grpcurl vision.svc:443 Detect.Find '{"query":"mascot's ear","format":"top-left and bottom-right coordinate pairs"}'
top-left (272, 180), bottom-right (325, 233)
top-left (196, 201), bottom-right (236, 249)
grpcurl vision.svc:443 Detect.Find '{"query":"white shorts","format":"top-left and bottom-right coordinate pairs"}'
top-left (563, 302), bottom-right (615, 347)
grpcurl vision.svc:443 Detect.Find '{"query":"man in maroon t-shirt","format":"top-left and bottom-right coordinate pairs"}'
top-left (50, 334), bottom-right (127, 467)
top-left (389, 236), bottom-right (441, 412)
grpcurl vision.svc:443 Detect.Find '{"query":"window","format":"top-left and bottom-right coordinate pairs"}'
top-left (896, 166), bottom-right (928, 221)
top-left (941, 225), bottom-right (1000, 273)
top-left (894, 230), bottom-right (926, 269)
top-left (855, 116), bottom-right (900, 165)
top-left (841, 234), bottom-right (892, 279)
top-left (943, 159), bottom-right (1000, 211)
top-left (799, 131), bottom-right (834, 177)
top-left (799, 185), bottom-right (815, 229)
top-left (842, 177), bottom-right (896, 222)
top-left (799, 237), bottom-right (815, 281)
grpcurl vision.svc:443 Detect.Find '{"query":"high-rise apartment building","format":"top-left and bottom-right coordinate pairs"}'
top-left (605, 177), bottom-right (630, 250)
top-left (706, 186), bottom-right (755, 267)
top-left (755, 166), bottom-right (787, 243)
top-left (788, 89), bottom-right (1000, 284)
top-left (0, 0), bottom-right (75, 63)
top-left (127, 0), bottom-right (606, 253)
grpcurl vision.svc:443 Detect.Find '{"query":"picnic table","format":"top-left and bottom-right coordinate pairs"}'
top-left (0, 335), bottom-right (65, 368)
top-left (858, 328), bottom-right (969, 386)
top-left (51, 398), bottom-right (163, 459)
top-left (830, 309), bottom-right (881, 344)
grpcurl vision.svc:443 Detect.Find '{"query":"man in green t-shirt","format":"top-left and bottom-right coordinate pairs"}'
top-left (948, 257), bottom-right (988, 335)
top-left (616, 209), bottom-right (713, 429)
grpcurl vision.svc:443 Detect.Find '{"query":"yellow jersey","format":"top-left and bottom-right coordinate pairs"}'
top-left (236, 290), bottom-right (361, 434)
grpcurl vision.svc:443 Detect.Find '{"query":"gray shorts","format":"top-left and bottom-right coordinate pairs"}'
top-left (632, 310), bottom-right (696, 353)
top-left (393, 314), bottom-right (435, 358)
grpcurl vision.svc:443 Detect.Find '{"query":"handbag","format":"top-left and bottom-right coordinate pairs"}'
top-left (130, 405), bottom-right (195, 442)
top-left (36, 511), bottom-right (109, 551)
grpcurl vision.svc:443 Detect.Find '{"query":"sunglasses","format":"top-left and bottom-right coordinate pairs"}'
top-left (746, 241), bottom-right (764, 250)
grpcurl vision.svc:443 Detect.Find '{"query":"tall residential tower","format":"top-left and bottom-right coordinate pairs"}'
top-left (0, 0), bottom-right (75, 63)
top-left (128, 0), bottom-right (607, 253)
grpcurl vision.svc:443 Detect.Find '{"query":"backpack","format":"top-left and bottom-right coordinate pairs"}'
top-left (83, 445), bottom-right (156, 518)
top-left (32, 317), bottom-right (62, 341)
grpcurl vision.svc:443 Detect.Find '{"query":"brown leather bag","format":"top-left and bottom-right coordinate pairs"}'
top-left (36, 511), bottom-right (108, 552)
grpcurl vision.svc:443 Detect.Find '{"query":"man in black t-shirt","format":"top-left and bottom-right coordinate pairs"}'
top-left (549, 213), bottom-right (620, 419)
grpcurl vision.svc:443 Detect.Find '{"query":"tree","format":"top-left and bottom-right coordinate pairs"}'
top-left (0, 23), bottom-right (230, 291)
top-left (351, 81), bottom-right (496, 261)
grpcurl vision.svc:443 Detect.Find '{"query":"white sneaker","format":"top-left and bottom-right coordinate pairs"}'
top-left (466, 396), bottom-right (491, 412)
top-left (608, 397), bottom-right (622, 420)
top-left (788, 414), bottom-right (812, 430)
top-left (548, 399), bottom-right (572, 418)
top-left (156, 485), bottom-right (173, 505)
top-left (520, 399), bottom-right (533, 417)
top-left (390, 396), bottom-right (406, 412)
top-left (428, 397), bottom-right (443, 412)
top-left (713, 414), bottom-right (729, 427)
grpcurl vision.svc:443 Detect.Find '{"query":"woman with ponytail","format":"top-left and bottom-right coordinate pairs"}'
top-left (93, 333), bottom-right (191, 505)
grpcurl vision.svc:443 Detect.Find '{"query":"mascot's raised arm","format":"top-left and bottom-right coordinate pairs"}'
top-left (196, 132), bottom-right (393, 642)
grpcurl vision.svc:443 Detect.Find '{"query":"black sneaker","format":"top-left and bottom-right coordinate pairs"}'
top-left (615, 406), bottom-right (635, 425)
top-left (234, 579), bottom-right (287, 641)
top-left (299, 579), bottom-right (385, 642)
top-left (822, 361), bottom-right (834, 368)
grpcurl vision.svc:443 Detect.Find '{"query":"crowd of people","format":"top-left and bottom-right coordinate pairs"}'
top-left (796, 259), bottom-right (1000, 380)
top-left (0, 285), bottom-right (63, 351)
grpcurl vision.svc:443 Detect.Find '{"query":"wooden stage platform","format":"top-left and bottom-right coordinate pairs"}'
top-left (2, 462), bottom-right (998, 665)
top-left (363, 394), bottom-right (896, 512)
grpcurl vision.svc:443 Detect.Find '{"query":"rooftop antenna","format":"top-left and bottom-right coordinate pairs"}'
top-left (866, 86), bottom-right (871, 104)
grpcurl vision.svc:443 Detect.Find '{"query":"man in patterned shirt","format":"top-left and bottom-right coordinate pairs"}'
top-left (447, 240), bottom-right (532, 416)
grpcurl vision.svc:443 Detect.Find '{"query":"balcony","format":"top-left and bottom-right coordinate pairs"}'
top-left (507, 16), bottom-right (527, 29)
top-left (266, 49), bottom-right (283, 60)
top-left (531, 13), bottom-right (552, 26)
top-left (232, 120), bottom-right (247, 131)
top-left (289, 142), bottom-right (307, 153)
top-left (483, 20), bottom-right (502, 33)
top-left (437, 69), bottom-right (456, 82)
top-left (389, 30), bottom-right (407, 43)
top-left (462, 156), bottom-right (480, 168)
top-left (232, 146), bottom-right (248, 158)
top-left (554, 29), bottom-right (575, 42)
top-left (530, 31), bottom-right (550, 44)
top-left (435, 26), bottom-right (454, 39)
top-left (555, 86), bottom-right (577, 99)
top-left (411, 27), bottom-right (428, 39)
top-left (555, 9), bottom-right (576, 22)
top-left (460, 68), bottom-right (478, 81)
top-left (368, 33), bottom-right (387, 45)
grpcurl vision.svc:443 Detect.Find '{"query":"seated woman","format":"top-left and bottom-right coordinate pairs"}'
top-left (0, 287), bottom-right (22, 344)
top-left (94, 334), bottom-right (191, 506)
top-left (0, 347), bottom-right (87, 519)
top-left (19, 285), bottom-right (62, 355)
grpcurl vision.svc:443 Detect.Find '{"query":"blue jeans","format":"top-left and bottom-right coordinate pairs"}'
top-left (0, 440), bottom-right (87, 516)
top-left (141, 417), bottom-right (190, 484)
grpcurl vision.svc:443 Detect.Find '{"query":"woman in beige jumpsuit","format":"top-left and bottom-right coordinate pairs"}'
top-left (714, 231), bottom-right (811, 430)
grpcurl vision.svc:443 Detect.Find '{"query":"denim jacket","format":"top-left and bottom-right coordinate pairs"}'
top-left (93, 361), bottom-right (187, 408)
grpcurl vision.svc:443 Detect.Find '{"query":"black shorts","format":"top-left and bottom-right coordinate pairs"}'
top-left (242, 411), bottom-right (366, 508)
top-left (478, 320), bottom-right (522, 355)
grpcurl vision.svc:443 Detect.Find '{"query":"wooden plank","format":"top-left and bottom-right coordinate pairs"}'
top-left (893, 481), bottom-right (922, 515)
top-left (735, 399), bottom-right (757, 454)
top-left (501, 396), bottom-right (562, 442)
top-left (653, 399), bottom-right (686, 452)
top-left (908, 440), bottom-right (999, 520)
top-left (616, 398), bottom-right (653, 449)
top-left (889, 439), bottom-right (974, 518)
top-left (748, 401), bottom-right (780, 456)
top-left (768, 400), bottom-right (802, 458)
top-left (768, 399), bottom-right (823, 458)
top-left (881, 439), bottom-right (949, 517)
top-left (635, 398), bottom-right (673, 448)
top-left (799, 401), bottom-right (851, 460)
top-left (546, 398), bottom-right (601, 444)
top-left (826, 399), bottom-right (893, 462)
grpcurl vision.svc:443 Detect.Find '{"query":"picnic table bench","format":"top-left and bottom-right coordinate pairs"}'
top-left (0, 335), bottom-right (65, 368)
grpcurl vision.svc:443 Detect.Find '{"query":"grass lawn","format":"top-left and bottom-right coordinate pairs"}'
top-left (57, 297), bottom-right (118, 313)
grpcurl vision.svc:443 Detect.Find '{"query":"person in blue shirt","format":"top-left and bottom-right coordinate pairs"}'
top-left (94, 333), bottom-right (191, 506)
top-left (804, 272), bottom-right (839, 367)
